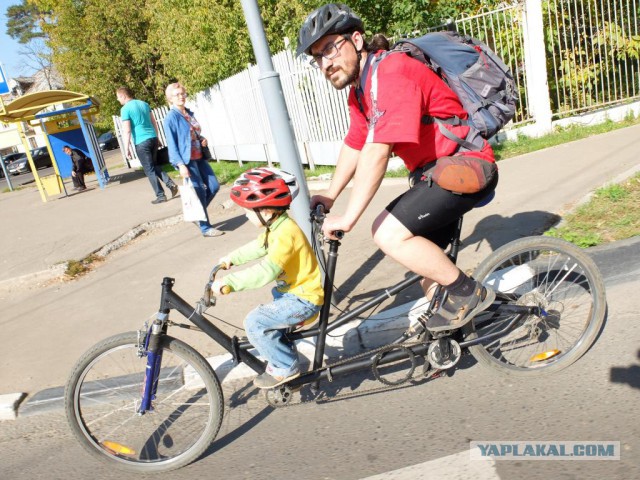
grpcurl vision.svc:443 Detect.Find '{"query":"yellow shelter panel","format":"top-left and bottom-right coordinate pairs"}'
top-left (0, 90), bottom-right (100, 123)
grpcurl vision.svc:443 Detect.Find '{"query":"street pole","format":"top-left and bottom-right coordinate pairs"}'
top-left (239, 0), bottom-right (314, 244)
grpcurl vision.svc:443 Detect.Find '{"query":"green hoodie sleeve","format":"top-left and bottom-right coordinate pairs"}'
top-left (228, 234), bottom-right (267, 266)
top-left (223, 257), bottom-right (282, 291)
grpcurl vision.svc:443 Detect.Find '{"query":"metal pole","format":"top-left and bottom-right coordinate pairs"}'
top-left (239, 0), bottom-right (313, 244)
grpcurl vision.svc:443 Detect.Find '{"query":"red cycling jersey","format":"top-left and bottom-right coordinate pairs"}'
top-left (344, 51), bottom-right (495, 173)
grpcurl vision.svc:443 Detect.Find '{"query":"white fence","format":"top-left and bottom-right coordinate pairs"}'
top-left (114, 0), bottom-right (640, 168)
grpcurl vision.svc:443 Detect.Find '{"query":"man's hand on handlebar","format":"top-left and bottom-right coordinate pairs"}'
top-left (310, 194), bottom-right (334, 212)
top-left (321, 215), bottom-right (350, 240)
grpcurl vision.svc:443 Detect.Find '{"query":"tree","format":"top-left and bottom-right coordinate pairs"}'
top-left (5, 0), bottom-right (47, 44)
top-left (33, 0), bottom-right (171, 121)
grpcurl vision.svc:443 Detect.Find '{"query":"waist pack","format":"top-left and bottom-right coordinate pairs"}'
top-left (431, 156), bottom-right (497, 194)
top-left (393, 30), bottom-right (518, 149)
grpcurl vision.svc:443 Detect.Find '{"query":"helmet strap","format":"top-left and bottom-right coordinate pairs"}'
top-left (255, 209), bottom-right (284, 249)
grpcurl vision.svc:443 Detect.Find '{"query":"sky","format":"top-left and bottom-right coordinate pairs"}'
top-left (0, 0), bottom-right (38, 79)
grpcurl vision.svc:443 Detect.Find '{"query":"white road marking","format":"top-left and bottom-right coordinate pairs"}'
top-left (362, 449), bottom-right (499, 480)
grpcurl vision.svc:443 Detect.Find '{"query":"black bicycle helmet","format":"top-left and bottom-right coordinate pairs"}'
top-left (296, 3), bottom-right (364, 56)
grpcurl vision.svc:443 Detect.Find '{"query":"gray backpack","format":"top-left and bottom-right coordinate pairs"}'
top-left (395, 31), bottom-right (517, 147)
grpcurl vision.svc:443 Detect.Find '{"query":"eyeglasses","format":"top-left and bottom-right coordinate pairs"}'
top-left (173, 92), bottom-right (188, 98)
top-left (309, 37), bottom-right (348, 68)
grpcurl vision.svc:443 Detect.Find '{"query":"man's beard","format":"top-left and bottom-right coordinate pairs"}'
top-left (326, 61), bottom-right (359, 90)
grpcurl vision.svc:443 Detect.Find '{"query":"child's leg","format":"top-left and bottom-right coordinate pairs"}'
top-left (245, 293), bottom-right (320, 378)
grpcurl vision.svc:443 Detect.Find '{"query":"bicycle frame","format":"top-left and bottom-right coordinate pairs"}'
top-left (140, 217), bottom-right (541, 414)
top-left (136, 213), bottom-right (542, 413)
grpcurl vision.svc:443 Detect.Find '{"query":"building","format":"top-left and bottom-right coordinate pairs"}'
top-left (0, 67), bottom-right (64, 157)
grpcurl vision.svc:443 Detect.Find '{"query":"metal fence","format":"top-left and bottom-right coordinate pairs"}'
top-left (545, 0), bottom-right (640, 116)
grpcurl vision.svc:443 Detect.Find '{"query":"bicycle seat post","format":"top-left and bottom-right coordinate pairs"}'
top-left (447, 216), bottom-right (464, 264)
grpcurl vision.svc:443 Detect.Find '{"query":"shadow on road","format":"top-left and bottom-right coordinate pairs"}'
top-left (610, 349), bottom-right (640, 390)
top-left (463, 210), bottom-right (562, 252)
top-left (106, 170), bottom-right (147, 185)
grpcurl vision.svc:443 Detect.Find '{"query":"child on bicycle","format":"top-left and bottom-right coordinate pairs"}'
top-left (211, 168), bottom-right (324, 389)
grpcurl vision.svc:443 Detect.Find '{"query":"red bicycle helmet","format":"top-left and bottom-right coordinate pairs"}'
top-left (230, 167), bottom-right (298, 209)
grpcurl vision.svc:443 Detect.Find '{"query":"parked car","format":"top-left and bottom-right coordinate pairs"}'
top-left (98, 132), bottom-right (119, 151)
top-left (5, 152), bottom-right (28, 175)
top-left (0, 154), bottom-right (15, 178)
top-left (7, 147), bottom-right (53, 175)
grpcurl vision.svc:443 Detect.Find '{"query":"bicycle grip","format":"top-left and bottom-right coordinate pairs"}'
top-left (220, 285), bottom-right (231, 295)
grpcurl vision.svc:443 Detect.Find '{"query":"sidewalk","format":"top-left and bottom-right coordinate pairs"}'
top-left (0, 152), bottom-right (187, 289)
top-left (1, 125), bottom-right (639, 418)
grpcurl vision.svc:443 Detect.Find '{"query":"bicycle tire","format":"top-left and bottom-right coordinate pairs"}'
top-left (65, 332), bottom-right (224, 472)
top-left (464, 236), bottom-right (606, 377)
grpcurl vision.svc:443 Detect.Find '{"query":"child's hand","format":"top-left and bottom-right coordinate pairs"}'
top-left (218, 256), bottom-right (232, 270)
top-left (211, 280), bottom-right (229, 295)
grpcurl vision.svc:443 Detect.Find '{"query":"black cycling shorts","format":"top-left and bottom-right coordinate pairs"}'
top-left (385, 164), bottom-right (498, 249)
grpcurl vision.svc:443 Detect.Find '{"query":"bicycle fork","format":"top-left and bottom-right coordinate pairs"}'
top-left (139, 317), bottom-right (165, 414)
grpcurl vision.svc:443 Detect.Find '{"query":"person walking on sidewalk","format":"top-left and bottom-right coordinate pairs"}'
top-left (211, 168), bottom-right (323, 388)
top-left (297, 3), bottom-right (497, 332)
top-left (62, 145), bottom-right (89, 192)
top-left (163, 82), bottom-right (224, 237)
top-left (116, 86), bottom-right (178, 204)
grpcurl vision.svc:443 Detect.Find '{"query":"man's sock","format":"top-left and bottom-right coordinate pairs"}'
top-left (445, 270), bottom-right (477, 297)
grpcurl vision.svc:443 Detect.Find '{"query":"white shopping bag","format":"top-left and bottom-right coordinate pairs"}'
top-left (179, 178), bottom-right (207, 222)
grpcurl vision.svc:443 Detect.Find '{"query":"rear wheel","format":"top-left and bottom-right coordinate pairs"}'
top-left (65, 332), bottom-right (224, 472)
top-left (465, 236), bottom-right (606, 377)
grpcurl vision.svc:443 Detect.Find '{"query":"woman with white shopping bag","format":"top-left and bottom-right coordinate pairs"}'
top-left (163, 82), bottom-right (224, 237)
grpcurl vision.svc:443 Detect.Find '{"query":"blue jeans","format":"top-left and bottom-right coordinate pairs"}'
top-left (136, 138), bottom-right (176, 199)
top-left (186, 160), bottom-right (220, 233)
top-left (244, 289), bottom-right (321, 378)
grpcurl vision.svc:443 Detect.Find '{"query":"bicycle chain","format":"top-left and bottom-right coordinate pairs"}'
top-left (266, 339), bottom-right (446, 408)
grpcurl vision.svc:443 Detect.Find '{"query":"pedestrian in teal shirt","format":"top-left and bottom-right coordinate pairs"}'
top-left (116, 86), bottom-right (178, 204)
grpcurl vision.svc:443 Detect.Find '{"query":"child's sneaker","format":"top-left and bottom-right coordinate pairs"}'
top-left (427, 281), bottom-right (496, 332)
top-left (253, 371), bottom-right (300, 389)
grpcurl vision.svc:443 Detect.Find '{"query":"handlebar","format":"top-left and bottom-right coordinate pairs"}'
top-left (310, 204), bottom-right (344, 240)
top-left (196, 263), bottom-right (231, 314)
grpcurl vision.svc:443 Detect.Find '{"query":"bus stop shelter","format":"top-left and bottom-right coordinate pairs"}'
top-left (0, 90), bottom-right (109, 202)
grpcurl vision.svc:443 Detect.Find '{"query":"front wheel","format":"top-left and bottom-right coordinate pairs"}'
top-left (65, 332), bottom-right (224, 472)
top-left (465, 236), bottom-right (606, 377)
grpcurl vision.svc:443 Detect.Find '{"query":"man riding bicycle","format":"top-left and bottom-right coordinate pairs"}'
top-left (297, 3), bottom-right (498, 332)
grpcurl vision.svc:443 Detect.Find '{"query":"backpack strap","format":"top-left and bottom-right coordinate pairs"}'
top-left (355, 51), bottom-right (384, 121)
top-left (421, 116), bottom-right (481, 152)
top-left (356, 49), bottom-right (483, 152)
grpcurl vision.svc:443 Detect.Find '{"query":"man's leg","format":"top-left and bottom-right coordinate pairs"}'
top-left (71, 170), bottom-right (81, 188)
top-left (135, 139), bottom-right (166, 201)
top-left (76, 169), bottom-right (86, 189)
top-left (372, 212), bottom-right (460, 286)
top-left (150, 138), bottom-right (177, 195)
top-left (372, 177), bottom-right (498, 331)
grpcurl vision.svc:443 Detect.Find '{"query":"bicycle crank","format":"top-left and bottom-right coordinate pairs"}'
top-left (427, 337), bottom-right (461, 370)
top-left (265, 385), bottom-right (296, 408)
